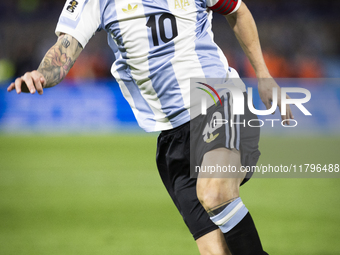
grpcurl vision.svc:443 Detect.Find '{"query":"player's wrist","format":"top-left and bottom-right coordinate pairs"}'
top-left (255, 69), bottom-right (271, 79)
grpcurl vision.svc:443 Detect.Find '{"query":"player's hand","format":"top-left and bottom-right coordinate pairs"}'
top-left (7, 71), bottom-right (46, 95)
top-left (258, 78), bottom-right (294, 125)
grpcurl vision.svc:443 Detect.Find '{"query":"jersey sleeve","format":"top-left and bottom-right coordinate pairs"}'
top-left (206, 0), bottom-right (242, 16)
top-left (55, 0), bottom-right (101, 48)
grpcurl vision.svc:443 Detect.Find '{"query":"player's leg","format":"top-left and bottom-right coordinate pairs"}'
top-left (196, 228), bottom-right (231, 255)
top-left (197, 148), bottom-right (267, 255)
top-left (197, 148), bottom-right (244, 211)
top-left (156, 123), bottom-right (231, 255)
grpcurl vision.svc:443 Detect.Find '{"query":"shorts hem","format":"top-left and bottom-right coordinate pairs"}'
top-left (193, 225), bottom-right (219, 240)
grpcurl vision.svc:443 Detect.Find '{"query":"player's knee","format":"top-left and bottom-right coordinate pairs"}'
top-left (197, 181), bottom-right (239, 210)
top-left (197, 189), bottom-right (225, 210)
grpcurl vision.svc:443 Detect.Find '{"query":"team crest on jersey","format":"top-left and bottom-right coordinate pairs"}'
top-left (122, 4), bottom-right (138, 14)
top-left (66, 0), bottom-right (78, 13)
top-left (174, 0), bottom-right (190, 10)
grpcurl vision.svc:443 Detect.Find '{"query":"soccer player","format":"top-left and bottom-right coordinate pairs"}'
top-left (8, 0), bottom-right (293, 254)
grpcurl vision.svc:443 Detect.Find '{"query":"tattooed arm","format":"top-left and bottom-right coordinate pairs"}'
top-left (38, 34), bottom-right (82, 88)
top-left (7, 33), bottom-right (83, 95)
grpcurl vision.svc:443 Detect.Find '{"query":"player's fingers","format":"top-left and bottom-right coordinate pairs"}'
top-left (263, 99), bottom-right (272, 111)
top-left (279, 104), bottom-right (292, 125)
top-left (31, 71), bottom-right (44, 95)
top-left (287, 95), bottom-right (294, 119)
top-left (22, 73), bottom-right (36, 94)
top-left (34, 80), bottom-right (43, 95)
top-left (277, 99), bottom-right (288, 124)
top-left (14, 77), bottom-right (24, 94)
top-left (40, 76), bottom-right (46, 88)
top-left (284, 96), bottom-right (294, 125)
top-left (283, 115), bottom-right (289, 125)
top-left (7, 82), bottom-right (15, 92)
top-left (286, 105), bottom-right (294, 125)
top-left (263, 99), bottom-right (275, 114)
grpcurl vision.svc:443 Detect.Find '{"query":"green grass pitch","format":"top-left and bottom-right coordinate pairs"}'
top-left (0, 134), bottom-right (339, 255)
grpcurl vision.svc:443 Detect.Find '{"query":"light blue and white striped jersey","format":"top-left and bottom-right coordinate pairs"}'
top-left (56, 0), bottom-right (244, 132)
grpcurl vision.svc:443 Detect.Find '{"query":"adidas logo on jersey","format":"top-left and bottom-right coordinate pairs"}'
top-left (66, 0), bottom-right (78, 13)
top-left (122, 4), bottom-right (138, 14)
top-left (174, 0), bottom-right (190, 10)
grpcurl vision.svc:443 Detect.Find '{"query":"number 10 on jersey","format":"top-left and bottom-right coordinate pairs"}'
top-left (146, 13), bottom-right (178, 47)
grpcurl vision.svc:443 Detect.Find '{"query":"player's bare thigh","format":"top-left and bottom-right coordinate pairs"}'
top-left (196, 148), bottom-right (246, 211)
top-left (196, 228), bottom-right (231, 255)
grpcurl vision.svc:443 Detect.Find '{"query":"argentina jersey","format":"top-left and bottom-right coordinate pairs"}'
top-left (56, 0), bottom-right (244, 132)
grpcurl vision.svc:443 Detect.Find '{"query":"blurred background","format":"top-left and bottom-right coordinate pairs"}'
top-left (0, 1), bottom-right (340, 255)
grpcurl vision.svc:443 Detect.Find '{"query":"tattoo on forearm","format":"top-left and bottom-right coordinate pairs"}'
top-left (38, 35), bottom-right (82, 88)
top-left (207, 197), bottom-right (238, 217)
top-left (62, 38), bottom-right (70, 48)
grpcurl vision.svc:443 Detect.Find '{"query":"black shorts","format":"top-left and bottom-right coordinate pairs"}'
top-left (155, 93), bottom-right (260, 240)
